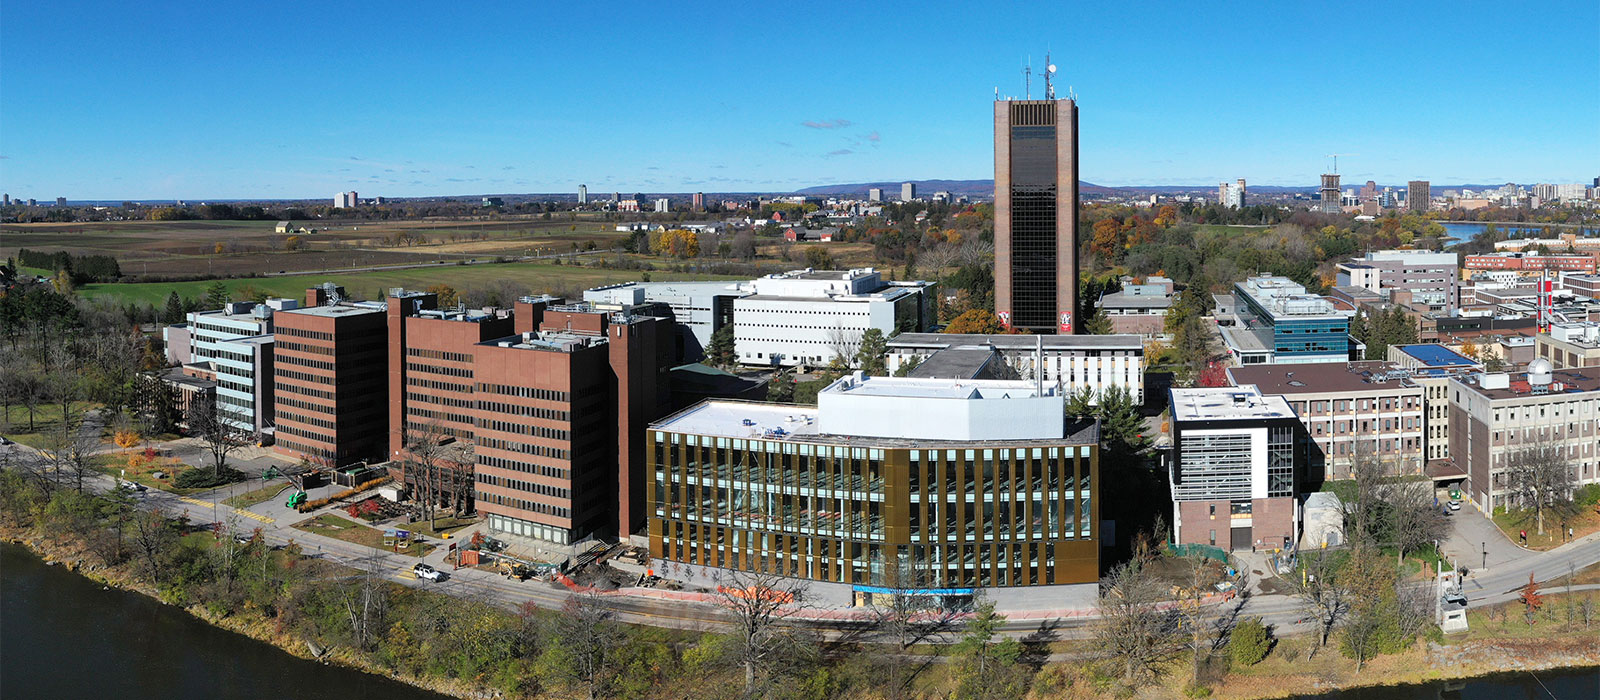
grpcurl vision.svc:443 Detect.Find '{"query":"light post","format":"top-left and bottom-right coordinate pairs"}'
top-left (1481, 541), bottom-right (1487, 570)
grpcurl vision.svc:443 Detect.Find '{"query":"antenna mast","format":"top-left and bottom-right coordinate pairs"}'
top-left (1044, 52), bottom-right (1056, 99)
top-left (1024, 56), bottom-right (1032, 99)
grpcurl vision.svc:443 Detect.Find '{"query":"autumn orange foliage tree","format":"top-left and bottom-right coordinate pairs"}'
top-left (1520, 573), bottom-right (1544, 621)
top-left (653, 229), bottom-right (699, 258)
top-left (114, 429), bottom-right (142, 451)
top-left (943, 310), bottom-right (1007, 334)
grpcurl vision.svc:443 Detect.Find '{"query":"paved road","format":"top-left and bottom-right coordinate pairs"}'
top-left (6, 436), bottom-right (1598, 640)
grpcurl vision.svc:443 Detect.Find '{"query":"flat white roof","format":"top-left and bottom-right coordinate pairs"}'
top-left (1170, 386), bottom-right (1296, 422)
top-left (824, 375), bottom-right (1052, 400)
top-left (657, 401), bottom-right (820, 440)
top-left (283, 303), bottom-right (386, 318)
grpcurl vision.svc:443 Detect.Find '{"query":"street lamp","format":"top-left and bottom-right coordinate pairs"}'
top-left (1481, 541), bottom-right (1487, 570)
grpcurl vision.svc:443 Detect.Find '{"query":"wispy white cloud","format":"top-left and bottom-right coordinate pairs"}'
top-left (802, 119), bottom-right (852, 129)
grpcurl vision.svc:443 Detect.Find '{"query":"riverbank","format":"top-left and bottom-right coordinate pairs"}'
top-left (8, 525), bottom-right (1597, 700)
top-left (2, 530), bottom-right (493, 700)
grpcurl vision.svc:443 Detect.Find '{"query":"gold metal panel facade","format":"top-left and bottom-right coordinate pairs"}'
top-left (647, 431), bottom-right (1099, 587)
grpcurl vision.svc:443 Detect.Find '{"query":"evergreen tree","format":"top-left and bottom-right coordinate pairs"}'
top-left (951, 598), bottom-right (1023, 700)
top-left (1098, 385), bottom-right (1151, 459)
top-left (892, 355), bottom-right (922, 377)
top-left (766, 369), bottom-right (794, 403)
top-left (1349, 309), bottom-right (1368, 347)
top-left (163, 291), bottom-right (184, 324)
top-left (705, 325), bottom-right (738, 370)
top-left (1064, 387), bottom-right (1096, 418)
top-left (203, 281), bottom-right (230, 309)
top-left (855, 328), bottom-right (889, 376)
top-left (1083, 306), bottom-right (1113, 335)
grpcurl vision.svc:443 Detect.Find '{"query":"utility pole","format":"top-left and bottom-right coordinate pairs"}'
top-left (1481, 541), bottom-right (1487, 570)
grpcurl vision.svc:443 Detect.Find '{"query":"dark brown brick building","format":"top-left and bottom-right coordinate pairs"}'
top-left (387, 290), bottom-right (516, 514)
top-left (994, 97), bottom-right (1079, 334)
top-left (472, 300), bottom-right (673, 543)
top-left (272, 287), bottom-right (389, 466)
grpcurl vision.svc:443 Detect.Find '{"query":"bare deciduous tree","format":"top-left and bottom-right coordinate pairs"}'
top-left (401, 420), bottom-right (471, 528)
top-left (544, 591), bottom-right (625, 700)
top-left (341, 550), bottom-right (390, 651)
top-left (1093, 540), bottom-right (1183, 684)
top-left (826, 324), bottom-right (863, 365)
top-left (186, 396), bottom-right (246, 477)
top-left (1174, 554), bottom-right (1251, 686)
top-left (711, 568), bottom-right (813, 695)
top-left (1287, 550), bottom-right (1351, 657)
top-left (44, 410), bottom-right (100, 493)
top-left (1389, 475), bottom-right (1449, 568)
top-left (128, 507), bottom-right (178, 583)
top-left (1504, 439), bottom-right (1578, 536)
top-left (866, 561), bottom-right (959, 699)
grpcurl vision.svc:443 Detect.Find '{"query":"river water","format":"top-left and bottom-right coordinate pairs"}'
top-left (1440, 221), bottom-right (1600, 245)
top-left (0, 543), bottom-right (450, 700)
top-left (1, 543), bottom-right (1594, 699)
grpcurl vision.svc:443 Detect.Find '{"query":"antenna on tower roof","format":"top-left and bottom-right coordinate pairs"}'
top-left (1024, 56), bottom-right (1032, 100)
top-left (1044, 52), bottom-right (1056, 100)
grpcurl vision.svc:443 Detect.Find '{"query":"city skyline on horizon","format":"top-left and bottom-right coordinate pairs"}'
top-left (2, 1), bottom-right (1596, 200)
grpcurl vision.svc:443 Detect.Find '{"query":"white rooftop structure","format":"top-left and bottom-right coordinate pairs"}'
top-left (1169, 385), bottom-right (1296, 422)
top-left (1356, 250), bottom-right (1458, 265)
top-left (1236, 276), bottom-right (1344, 320)
top-left (284, 301), bottom-right (386, 317)
top-left (748, 267), bottom-right (894, 298)
top-left (659, 373), bottom-right (1067, 443)
top-left (816, 373), bottom-right (1062, 441)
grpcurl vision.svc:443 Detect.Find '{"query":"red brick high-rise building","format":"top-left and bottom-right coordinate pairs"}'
top-left (473, 299), bottom-right (673, 543)
top-left (387, 290), bottom-right (515, 514)
top-left (272, 286), bottom-right (389, 466)
top-left (995, 97), bottom-right (1079, 334)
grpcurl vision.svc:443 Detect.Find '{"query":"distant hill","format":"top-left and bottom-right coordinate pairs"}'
top-left (793, 179), bottom-right (1127, 197)
top-left (792, 180), bottom-right (1532, 198)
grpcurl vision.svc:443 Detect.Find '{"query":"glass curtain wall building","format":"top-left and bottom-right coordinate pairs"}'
top-left (648, 375), bottom-right (1100, 589)
top-left (1221, 276), bottom-right (1353, 365)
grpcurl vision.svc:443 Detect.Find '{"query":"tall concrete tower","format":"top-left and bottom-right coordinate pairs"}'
top-left (578, 184), bottom-right (588, 204)
top-left (1319, 174), bottom-right (1342, 214)
top-left (1407, 181), bottom-right (1429, 212)
top-left (995, 97), bottom-right (1080, 334)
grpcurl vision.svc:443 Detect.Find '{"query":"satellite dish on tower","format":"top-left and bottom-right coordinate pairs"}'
top-left (1044, 53), bottom-right (1057, 99)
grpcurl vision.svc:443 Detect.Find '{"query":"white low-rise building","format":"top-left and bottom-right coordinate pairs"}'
top-left (733, 268), bottom-right (936, 367)
top-left (584, 280), bottom-right (753, 360)
top-left (886, 333), bottom-right (1144, 404)
top-left (164, 298), bottom-right (298, 437)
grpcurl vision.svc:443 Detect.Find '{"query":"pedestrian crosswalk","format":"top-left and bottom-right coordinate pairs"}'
top-left (236, 510), bottom-right (275, 524)
top-left (175, 496), bottom-right (275, 524)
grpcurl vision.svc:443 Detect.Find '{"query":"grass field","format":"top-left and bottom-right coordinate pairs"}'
top-left (1, 401), bottom-right (102, 449)
top-left (72, 260), bottom-right (746, 306)
top-left (3, 217), bottom-right (632, 278)
top-left (292, 513), bottom-right (434, 556)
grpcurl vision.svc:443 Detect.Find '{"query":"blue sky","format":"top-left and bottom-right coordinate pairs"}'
top-left (3, 1), bottom-right (1596, 200)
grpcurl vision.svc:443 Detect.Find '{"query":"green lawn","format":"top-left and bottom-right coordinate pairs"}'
top-left (292, 513), bottom-right (434, 556)
top-left (1192, 224), bottom-right (1271, 235)
top-left (223, 480), bottom-right (292, 508)
top-left (93, 456), bottom-right (219, 496)
top-left (1, 401), bottom-right (102, 448)
top-left (401, 515), bottom-right (478, 538)
top-left (73, 261), bottom-right (745, 306)
top-left (1491, 507), bottom-right (1599, 551)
